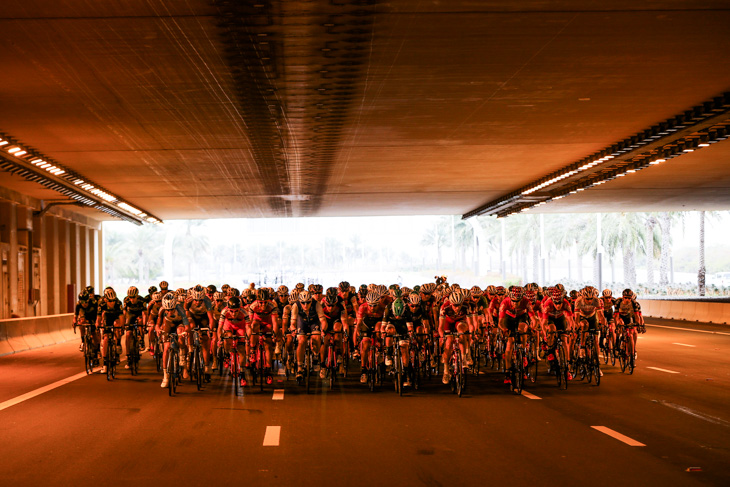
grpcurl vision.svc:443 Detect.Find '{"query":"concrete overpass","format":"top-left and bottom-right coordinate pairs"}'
top-left (1, 0), bottom-right (729, 317)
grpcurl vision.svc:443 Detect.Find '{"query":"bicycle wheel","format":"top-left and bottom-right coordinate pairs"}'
top-left (594, 355), bottom-right (602, 386)
top-left (619, 338), bottom-right (627, 373)
top-left (328, 348), bottom-right (336, 390)
top-left (527, 348), bottom-right (538, 384)
top-left (628, 349), bottom-right (635, 375)
top-left (155, 342), bottom-right (162, 373)
top-left (557, 343), bottom-right (568, 390)
top-left (609, 337), bottom-right (616, 366)
top-left (514, 349), bottom-right (524, 395)
top-left (232, 353), bottom-right (240, 396)
top-left (395, 351), bottom-right (402, 396)
top-left (195, 349), bottom-right (203, 391)
top-left (305, 348), bottom-right (311, 394)
top-left (455, 350), bottom-right (463, 397)
top-left (473, 345), bottom-right (481, 376)
top-left (166, 352), bottom-right (175, 396)
top-left (258, 346), bottom-right (265, 393)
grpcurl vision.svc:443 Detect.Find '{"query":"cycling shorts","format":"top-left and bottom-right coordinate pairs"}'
top-left (503, 315), bottom-right (528, 337)
top-left (547, 315), bottom-right (568, 332)
top-left (579, 314), bottom-right (598, 331)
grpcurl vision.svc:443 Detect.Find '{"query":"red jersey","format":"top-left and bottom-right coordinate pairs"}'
top-left (541, 298), bottom-right (574, 320)
top-left (498, 297), bottom-right (534, 320)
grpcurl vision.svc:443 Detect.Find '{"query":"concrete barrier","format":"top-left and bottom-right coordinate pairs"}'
top-left (641, 299), bottom-right (730, 324)
top-left (0, 314), bottom-right (75, 356)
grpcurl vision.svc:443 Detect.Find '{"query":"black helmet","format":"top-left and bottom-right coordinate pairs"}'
top-left (227, 296), bottom-right (241, 309)
top-left (325, 287), bottom-right (339, 306)
top-left (148, 285), bottom-right (157, 295)
top-left (78, 291), bottom-right (89, 302)
top-left (622, 288), bottom-right (633, 298)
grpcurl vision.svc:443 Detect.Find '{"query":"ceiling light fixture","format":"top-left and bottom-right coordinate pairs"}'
top-left (0, 132), bottom-right (161, 225)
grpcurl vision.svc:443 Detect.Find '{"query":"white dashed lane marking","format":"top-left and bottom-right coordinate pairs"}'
top-left (591, 426), bottom-right (645, 446)
top-left (272, 389), bottom-right (284, 400)
top-left (0, 369), bottom-right (96, 412)
top-left (672, 343), bottom-right (696, 347)
top-left (263, 426), bottom-right (281, 446)
top-left (521, 391), bottom-right (541, 400)
top-left (647, 366), bottom-right (680, 374)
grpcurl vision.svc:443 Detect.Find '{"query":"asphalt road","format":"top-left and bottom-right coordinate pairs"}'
top-left (1, 318), bottom-right (728, 487)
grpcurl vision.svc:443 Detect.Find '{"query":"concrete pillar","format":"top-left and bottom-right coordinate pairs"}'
top-left (0, 202), bottom-right (18, 316)
top-left (93, 228), bottom-right (102, 290)
top-left (58, 220), bottom-right (71, 313)
top-left (70, 222), bottom-right (81, 290)
top-left (33, 212), bottom-right (47, 315)
top-left (46, 215), bottom-right (59, 314)
top-left (80, 227), bottom-right (90, 288)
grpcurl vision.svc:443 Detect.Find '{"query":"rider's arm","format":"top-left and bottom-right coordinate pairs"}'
top-left (315, 302), bottom-right (328, 331)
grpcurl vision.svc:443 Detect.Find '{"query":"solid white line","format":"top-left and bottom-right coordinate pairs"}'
top-left (646, 323), bottom-right (730, 336)
top-left (591, 426), bottom-right (645, 446)
top-left (0, 369), bottom-right (96, 412)
top-left (647, 366), bottom-right (680, 374)
top-left (521, 391), bottom-right (541, 400)
top-left (263, 426), bottom-right (281, 446)
top-left (272, 389), bottom-right (284, 400)
top-left (672, 343), bottom-right (696, 347)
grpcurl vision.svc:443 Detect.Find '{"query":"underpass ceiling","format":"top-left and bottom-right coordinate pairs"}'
top-left (0, 0), bottom-right (729, 221)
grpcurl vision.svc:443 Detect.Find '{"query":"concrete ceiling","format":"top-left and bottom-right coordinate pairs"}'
top-left (1, 0), bottom-right (729, 222)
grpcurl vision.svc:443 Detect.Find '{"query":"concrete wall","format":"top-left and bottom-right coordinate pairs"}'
top-left (640, 299), bottom-right (730, 325)
top-left (0, 313), bottom-right (75, 356)
top-left (0, 186), bottom-right (103, 319)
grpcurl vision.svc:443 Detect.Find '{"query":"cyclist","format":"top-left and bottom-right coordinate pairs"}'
top-left (541, 287), bottom-right (575, 379)
top-left (273, 285), bottom-right (289, 357)
top-left (123, 286), bottom-right (147, 368)
top-left (321, 287), bottom-right (349, 377)
top-left (382, 298), bottom-right (414, 386)
top-left (574, 287), bottom-right (605, 367)
top-left (218, 296), bottom-right (249, 387)
top-left (96, 288), bottom-right (124, 375)
top-left (158, 293), bottom-right (190, 387)
top-left (338, 281), bottom-right (358, 352)
top-left (144, 286), bottom-right (157, 306)
top-left (614, 289), bottom-right (643, 360)
top-left (146, 291), bottom-right (162, 356)
top-left (210, 291), bottom-right (226, 370)
top-left (357, 291), bottom-right (386, 383)
top-left (249, 288), bottom-right (280, 385)
top-left (439, 289), bottom-right (475, 385)
top-left (406, 293), bottom-right (429, 362)
top-left (185, 285), bottom-right (215, 377)
top-left (158, 280), bottom-right (170, 297)
top-left (290, 291), bottom-right (327, 382)
top-left (73, 291), bottom-right (99, 355)
top-left (498, 286), bottom-right (535, 385)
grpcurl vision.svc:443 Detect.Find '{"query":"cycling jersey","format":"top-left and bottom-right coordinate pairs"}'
top-left (219, 307), bottom-right (248, 336)
top-left (186, 299), bottom-right (212, 329)
top-left (98, 299), bottom-right (123, 329)
top-left (249, 300), bottom-right (277, 333)
top-left (383, 307), bottom-right (413, 336)
top-left (574, 297), bottom-right (603, 318)
top-left (321, 301), bottom-right (346, 331)
top-left (440, 301), bottom-right (468, 333)
top-left (615, 298), bottom-right (641, 325)
top-left (357, 302), bottom-right (386, 337)
top-left (541, 298), bottom-right (573, 320)
top-left (75, 301), bottom-right (98, 325)
top-left (123, 296), bottom-right (146, 325)
top-left (292, 301), bottom-right (326, 334)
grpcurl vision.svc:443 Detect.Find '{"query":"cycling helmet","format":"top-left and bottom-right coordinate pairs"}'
top-left (349, 286), bottom-right (356, 295)
top-left (192, 288), bottom-right (206, 301)
top-left (365, 291), bottom-right (381, 306)
top-left (227, 296), bottom-right (241, 309)
top-left (358, 285), bottom-right (368, 298)
top-left (312, 284), bottom-right (323, 294)
top-left (339, 281), bottom-right (350, 292)
top-left (412, 285), bottom-right (421, 294)
top-left (159, 281), bottom-right (169, 291)
top-left (602, 289), bottom-right (613, 298)
top-left (401, 287), bottom-right (411, 297)
top-left (486, 285), bottom-right (497, 296)
top-left (584, 287), bottom-right (598, 299)
top-left (408, 293), bottom-right (421, 305)
top-left (525, 283), bottom-right (537, 293)
top-left (470, 286), bottom-right (483, 297)
top-left (376, 284), bottom-right (388, 296)
top-left (151, 291), bottom-right (162, 302)
top-left (230, 288), bottom-right (241, 298)
top-left (555, 283), bottom-right (566, 295)
top-left (298, 291), bottom-right (313, 304)
top-left (551, 288), bottom-right (563, 302)
top-left (420, 283), bottom-right (436, 295)
top-left (127, 286), bottom-right (139, 298)
top-left (391, 299), bottom-right (406, 318)
top-left (288, 291), bottom-right (300, 305)
top-left (295, 283), bottom-right (305, 291)
top-left (389, 287), bottom-right (402, 299)
top-left (241, 289), bottom-right (253, 302)
top-left (389, 284), bottom-right (400, 290)
top-left (495, 286), bottom-right (506, 296)
top-left (212, 291), bottom-right (223, 301)
top-left (449, 289), bottom-right (466, 306)
top-left (325, 287), bottom-right (339, 306)
top-left (206, 284), bottom-right (217, 294)
top-left (85, 285), bottom-right (95, 295)
top-left (569, 290), bottom-right (578, 300)
top-left (148, 285), bottom-right (157, 295)
top-left (525, 290), bottom-right (537, 302)
top-left (509, 286), bottom-right (524, 302)
top-left (78, 291), bottom-right (89, 302)
top-left (162, 293), bottom-right (177, 310)
top-left (253, 288), bottom-right (268, 301)
top-left (104, 288), bottom-right (117, 300)
top-left (221, 284), bottom-right (230, 293)
top-left (277, 285), bottom-right (289, 296)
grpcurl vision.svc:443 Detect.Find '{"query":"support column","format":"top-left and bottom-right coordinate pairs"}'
top-left (80, 227), bottom-right (90, 289)
top-left (70, 222), bottom-right (81, 291)
top-left (93, 227), bottom-right (102, 290)
top-left (46, 216), bottom-right (59, 314)
top-left (0, 202), bottom-right (18, 317)
top-left (58, 220), bottom-right (71, 312)
top-left (33, 212), bottom-right (47, 316)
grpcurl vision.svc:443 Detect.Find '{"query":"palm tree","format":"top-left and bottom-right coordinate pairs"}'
top-left (600, 213), bottom-right (648, 288)
top-left (506, 214), bottom-right (542, 283)
top-left (421, 217), bottom-right (451, 268)
top-left (643, 214), bottom-right (659, 288)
